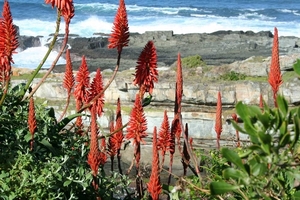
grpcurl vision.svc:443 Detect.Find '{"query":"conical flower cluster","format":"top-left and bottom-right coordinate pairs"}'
top-left (147, 127), bottom-right (162, 200)
top-left (268, 27), bottom-right (283, 107)
top-left (108, 0), bottom-right (129, 53)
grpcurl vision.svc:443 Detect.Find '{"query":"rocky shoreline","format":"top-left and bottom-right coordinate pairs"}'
top-left (18, 30), bottom-right (300, 72)
top-left (12, 29), bottom-right (300, 143)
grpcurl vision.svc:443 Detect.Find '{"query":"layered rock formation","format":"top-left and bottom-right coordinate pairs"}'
top-left (14, 30), bottom-right (300, 145)
top-left (17, 30), bottom-right (300, 72)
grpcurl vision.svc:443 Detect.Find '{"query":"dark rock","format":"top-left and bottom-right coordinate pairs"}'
top-left (18, 36), bottom-right (42, 50)
top-left (49, 30), bottom-right (300, 72)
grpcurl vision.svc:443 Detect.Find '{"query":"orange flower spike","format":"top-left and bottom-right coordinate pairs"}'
top-left (147, 127), bottom-right (162, 200)
top-left (74, 56), bottom-right (90, 102)
top-left (268, 27), bottom-right (283, 107)
top-left (108, 121), bottom-right (117, 156)
top-left (28, 97), bottom-right (37, 150)
top-left (108, 0), bottom-right (129, 54)
top-left (44, 0), bottom-right (74, 24)
top-left (63, 49), bottom-right (75, 94)
top-left (87, 106), bottom-right (101, 177)
top-left (0, 0), bottom-right (18, 59)
top-left (133, 41), bottom-right (158, 95)
top-left (215, 91), bottom-right (222, 150)
top-left (259, 93), bottom-right (264, 109)
top-left (0, 0), bottom-right (18, 82)
top-left (158, 110), bottom-right (171, 162)
top-left (87, 68), bottom-right (105, 117)
top-left (125, 94), bottom-right (148, 145)
top-left (99, 137), bottom-right (107, 166)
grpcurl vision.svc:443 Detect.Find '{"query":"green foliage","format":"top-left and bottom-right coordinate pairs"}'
top-left (181, 55), bottom-right (206, 68)
top-left (209, 95), bottom-right (300, 199)
top-left (0, 85), bottom-right (131, 199)
top-left (219, 71), bottom-right (246, 81)
top-left (293, 59), bottom-right (300, 76)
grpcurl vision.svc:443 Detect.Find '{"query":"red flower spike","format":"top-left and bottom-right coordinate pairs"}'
top-left (167, 114), bottom-right (177, 185)
top-left (87, 106), bottom-right (101, 177)
top-left (158, 110), bottom-right (171, 169)
top-left (231, 113), bottom-right (240, 147)
top-left (259, 93), bottom-right (264, 109)
top-left (28, 97), bottom-right (37, 151)
top-left (189, 138), bottom-right (193, 150)
top-left (44, 0), bottom-right (74, 24)
top-left (114, 98), bottom-right (124, 151)
top-left (63, 49), bottom-right (75, 94)
top-left (108, 120), bottom-right (117, 158)
top-left (215, 91), bottom-right (222, 150)
top-left (87, 68), bottom-right (104, 117)
top-left (133, 41), bottom-right (158, 95)
top-left (147, 126), bottom-right (162, 200)
top-left (175, 53), bottom-right (183, 114)
top-left (0, 0), bottom-right (18, 83)
top-left (108, 0), bottom-right (129, 53)
top-left (99, 136), bottom-right (107, 166)
top-left (125, 94), bottom-right (148, 146)
top-left (182, 123), bottom-right (190, 176)
top-left (74, 99), bottom-right (83, 132)
top-left (268, 27), bottom-right (283, 107)
top-left (74, 56), bottom-right (90, 103)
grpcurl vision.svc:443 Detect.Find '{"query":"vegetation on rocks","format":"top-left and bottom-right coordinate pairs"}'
top-left (181, 54), bottom-right (206, 69)
top-left (2, 0), bottom-right (300, 200)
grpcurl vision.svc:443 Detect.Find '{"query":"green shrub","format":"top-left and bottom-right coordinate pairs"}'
top-left (220, 71), bottom-right (246, 81)
top-left (181, 55), bottom-right (206, 68)
top-left (209, 95), bottom-right (300, 199)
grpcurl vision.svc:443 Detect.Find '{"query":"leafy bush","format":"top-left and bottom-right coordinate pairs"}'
top-left (181, 55), bottom-right (206, 68)
top-left (219, 71), bottom-right (246, 81)
top-left (210, 95), bottom-right (300, 199)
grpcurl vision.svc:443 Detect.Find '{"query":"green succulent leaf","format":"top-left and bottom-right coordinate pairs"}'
top-left (210, 181), bottom-right (239, 195)
top-left (39, 138), bottom-right (58, 155)
top-left (293, 59), bottom-right (300, 76)
top-left (223, 168), bottom-right (248, 181)
top-left (251, 163), bottom-right (267, 176)
top-left (221, 148), bottom-right (247, 173)
top-left (291, 113), bottom-right (300, 149)
top-left (293, 191), bottom-right (300, 200)
top-left (277, 95), bottom-right (288, 117)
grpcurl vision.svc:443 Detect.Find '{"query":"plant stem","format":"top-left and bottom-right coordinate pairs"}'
top-left (0, 75), bottom-right (11, 106)
top-left (21, 10), bottom-right (61, 100)
top-left (57, 93), bottom-right (71, 122)
top-left (26, 17), bottom-right (70, 100)
top-left (78, 52), bottom-right (122, 113)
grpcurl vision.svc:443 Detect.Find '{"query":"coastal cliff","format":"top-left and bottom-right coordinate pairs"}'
top-left (17, 30), bottom-right (300, 72)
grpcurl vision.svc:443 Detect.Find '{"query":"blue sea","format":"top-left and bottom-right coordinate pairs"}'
top-left (1, 0), bottom-right (300, 68)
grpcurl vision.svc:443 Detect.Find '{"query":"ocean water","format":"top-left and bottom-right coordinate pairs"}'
top-left (1, 0), bottom-right (300, 68)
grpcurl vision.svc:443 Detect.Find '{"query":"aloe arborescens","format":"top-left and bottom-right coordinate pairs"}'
top-left (0, 0), bottom-right (18, 105)
top-left (268, 27), bottom-right (283, 107)
top-left (215, 91), bottom-right (222, 150)
top-left (133, 40), bottom-right (158, 98)
top-left (147, 126), bottom-right (162, 200)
